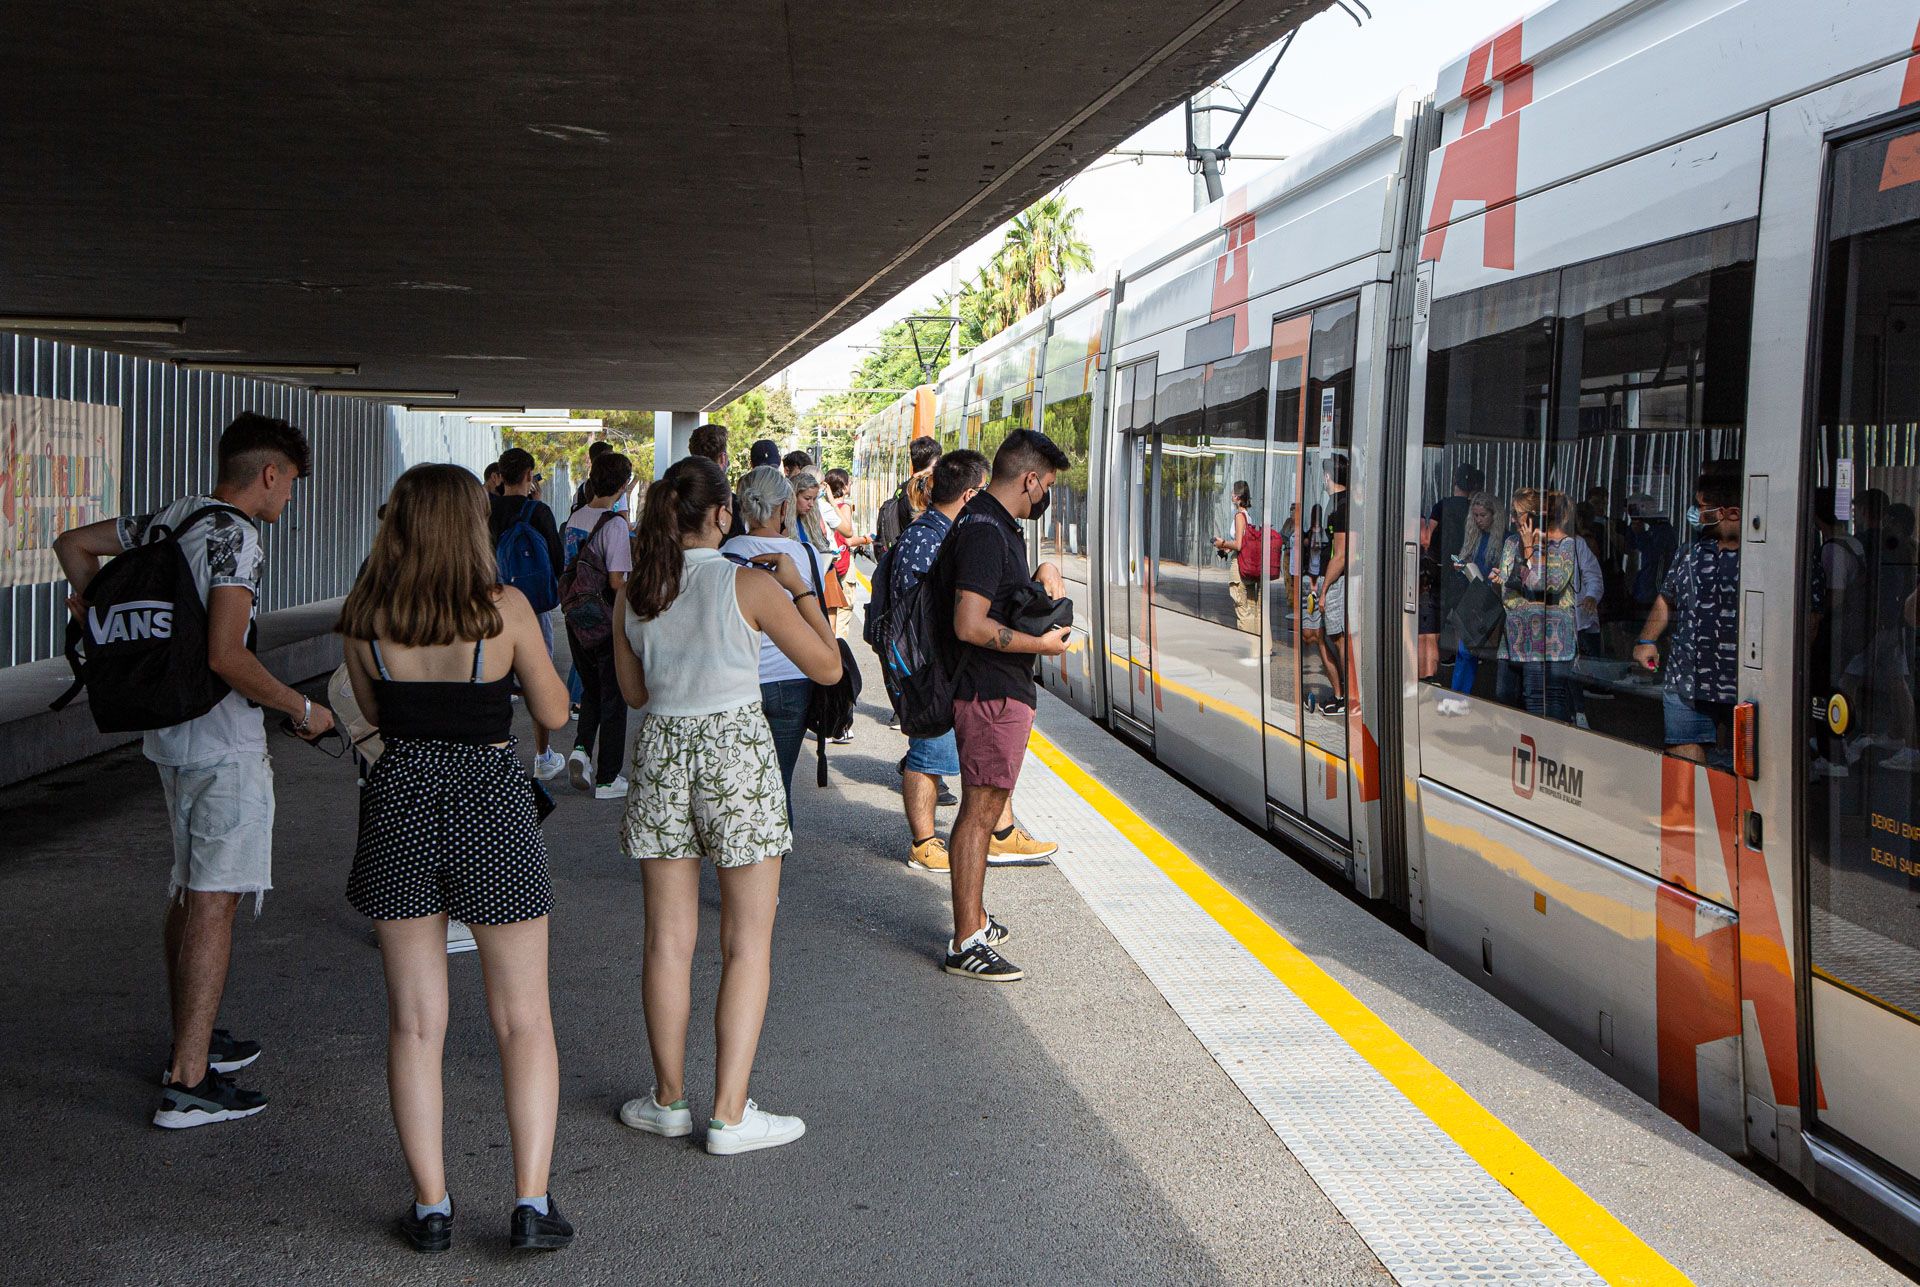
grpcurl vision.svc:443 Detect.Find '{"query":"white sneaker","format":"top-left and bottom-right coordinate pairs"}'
top-left (567, 748), bottom-right (592, 792)
top-left (594, 774), bottom-right (630, 800)
top-left (619, 1089), bottom-right (693, 1138)
top-left (705, 1100), bottom-right (806, 1155)
top-left (445, 920), bottom-right (477, 954)
top-left (533, 749), bottom-right (566, 780)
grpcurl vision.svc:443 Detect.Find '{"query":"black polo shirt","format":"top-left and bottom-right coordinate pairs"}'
top-left (945, 489), bottom-right (1037, 708)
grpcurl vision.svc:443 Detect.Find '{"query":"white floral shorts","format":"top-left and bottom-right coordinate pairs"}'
top-left (621, 703), bottom-right (793, 867)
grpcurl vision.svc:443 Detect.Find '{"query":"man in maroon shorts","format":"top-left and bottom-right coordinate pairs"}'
top-left (939, 429), bottom-right (1073, 981)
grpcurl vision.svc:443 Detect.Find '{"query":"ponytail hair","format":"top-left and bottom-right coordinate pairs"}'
top-left (628, 455), bottom-right (730, 621)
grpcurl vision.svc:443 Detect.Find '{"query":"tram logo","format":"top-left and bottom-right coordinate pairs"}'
top-left (1512, 734), bottom-right (1583, 806)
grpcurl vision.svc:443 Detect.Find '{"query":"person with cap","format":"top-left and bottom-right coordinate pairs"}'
top-left (490, 448), bottom-right (568, 779)
top-left (750, 439), bottom-right (782, 472)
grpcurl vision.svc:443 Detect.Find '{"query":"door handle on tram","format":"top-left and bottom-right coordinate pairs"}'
top-left (1402, 542), bottom-right (1418, 612)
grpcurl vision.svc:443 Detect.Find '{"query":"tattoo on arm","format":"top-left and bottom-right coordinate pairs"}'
top-left (994, 628), bottom-right (1013, 651)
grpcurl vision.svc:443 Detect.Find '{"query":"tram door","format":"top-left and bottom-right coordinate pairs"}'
top-left (1107, 358), bottom-right (1158, 735)
top-left (1263, 304), bottom-right (1357, 842)
top-left (1801, 119), bottom-right (1920, 1187)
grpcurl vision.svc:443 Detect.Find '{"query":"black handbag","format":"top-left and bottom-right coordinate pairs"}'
top-left (1007, 579), bottom-right (1072, 636)
top-left (529, 775), bottom-right (557, 822)
top-left (802, 550), bottom-right (863, 785)
top-left (1449, 577), bottom-right (1507, 660)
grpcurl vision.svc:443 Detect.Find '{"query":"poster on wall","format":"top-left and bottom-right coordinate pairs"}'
top-left (0, 394), bottom-right (122, 588)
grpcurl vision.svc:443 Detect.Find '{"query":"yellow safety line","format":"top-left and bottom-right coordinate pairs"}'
top-left (1027, 728), bottom-right (1690, 1287)
top-left (850, 565), bottom-right (872, 594)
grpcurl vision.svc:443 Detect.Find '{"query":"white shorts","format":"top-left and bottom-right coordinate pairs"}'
top-left (157, 752), bottom-right (276, 904)
top-left (1322, 579), bottom-right (1348, 636)
top-left (622, 704), bottom-right (792, 868)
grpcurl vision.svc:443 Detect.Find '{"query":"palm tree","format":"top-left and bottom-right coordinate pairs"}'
top-left (974, 194), bottom-right (1094, 337)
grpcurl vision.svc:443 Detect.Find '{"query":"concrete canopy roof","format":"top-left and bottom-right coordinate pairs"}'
top-left (2, 2), bottom-right (1329, 411)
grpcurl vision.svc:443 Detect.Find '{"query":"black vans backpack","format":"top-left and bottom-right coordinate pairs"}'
top-left (861, 542), bottom-right (897, 657)
top-left (884, 537), bottom-right (969, 739)
top-left (52, 504), bottom-right (253, 734)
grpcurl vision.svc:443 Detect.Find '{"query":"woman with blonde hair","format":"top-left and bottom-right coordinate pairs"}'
top-left (1497, 487), bottom-right (1579, 720)
top-left (339, 463), bottom-right (574, 1253)
top-left (792, 469), bottom-right (852, 639)
top-left (1448, 490), bottom-right (1505, 694)
top-left (612, 456), bottom-right (841, 1155)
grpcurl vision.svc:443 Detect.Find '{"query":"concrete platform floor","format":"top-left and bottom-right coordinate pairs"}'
top-left (0, 640), bottom-right (1908, 1285)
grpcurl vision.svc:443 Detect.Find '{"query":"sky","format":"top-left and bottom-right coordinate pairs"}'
top-left (777, 0), bottom-right (1530, 412)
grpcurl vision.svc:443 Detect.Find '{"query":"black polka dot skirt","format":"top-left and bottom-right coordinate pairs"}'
top-left (348, 739), bottom-right (552, 925)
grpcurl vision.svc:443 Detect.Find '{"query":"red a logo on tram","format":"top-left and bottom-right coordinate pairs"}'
top-left (1421, 20), bottom-right (1532, 270)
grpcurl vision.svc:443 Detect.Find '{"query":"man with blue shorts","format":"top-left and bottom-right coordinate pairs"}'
top-left (892, 449), bottom-right (988, 871)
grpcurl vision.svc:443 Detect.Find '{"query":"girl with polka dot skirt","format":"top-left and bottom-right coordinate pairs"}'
top-left (340, 463), bottom-right (576, 1251)
top-left (610, 456), bottom-right (842, 1155)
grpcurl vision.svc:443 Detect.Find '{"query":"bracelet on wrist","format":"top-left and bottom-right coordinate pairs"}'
top-left (792, 590), bottom-right (817, 603)
top-left (295, 696), bottom-right (312, 732)
top-left (1636, 638), bottom-right (1657, 647)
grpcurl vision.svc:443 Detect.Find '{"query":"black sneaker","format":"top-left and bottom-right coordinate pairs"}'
top-left (509, 1196), bottom-right (574, 1251)
top-left (161, 1028), bottom-right (261, 1083)
top-left (983, 915), bottom-right (1010, 948)
top-left (935, 779), bottom-right (958, 807)
top-left (153, 1068), bottom-right (268, 1129)
top-left (943, 937), bottom-right (1024, 982)
top-left (1320, 697), bottom-right (1346, 715)
top-left (398, 1202), bottom-right (453, 1254)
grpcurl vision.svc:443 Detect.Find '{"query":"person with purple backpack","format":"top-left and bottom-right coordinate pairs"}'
top-left (559, 451), bottom-right (634, 798)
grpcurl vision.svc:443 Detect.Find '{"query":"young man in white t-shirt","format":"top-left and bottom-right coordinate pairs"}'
top-left (54, 412), bottom-right (334, 1129)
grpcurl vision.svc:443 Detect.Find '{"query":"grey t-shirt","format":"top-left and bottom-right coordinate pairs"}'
top-left (115, 497), bottom-right (267, 766)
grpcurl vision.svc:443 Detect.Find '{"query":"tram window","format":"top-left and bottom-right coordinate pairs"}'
top-left (1557, 225), bottom-right (1753, 752)
top-left (1420, 226), bottom-right (1756, 756)
top-left (1807, 129), bottom-right (1920, 1023)
top-left (1041, 380), bottom-right (1094, 587)
top-left (1421, 272), bottom-right (1556, 715)
top-left (1152, 365), bottom-right (1207, 619)
top-left (1198, 347), bottom-right (1270, 632)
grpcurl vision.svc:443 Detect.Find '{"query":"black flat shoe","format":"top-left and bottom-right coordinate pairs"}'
top-left (398, 1204), bottom-right (452, 1254)
top-left (509, 1196), bottom-right (574, 1251)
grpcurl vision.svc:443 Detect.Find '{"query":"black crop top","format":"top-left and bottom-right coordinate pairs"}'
top-left (370, 638), bottom-right (514, 745)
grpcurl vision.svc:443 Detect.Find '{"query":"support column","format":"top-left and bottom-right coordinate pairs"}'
top-left (652, 411), bottom-right (704, 479)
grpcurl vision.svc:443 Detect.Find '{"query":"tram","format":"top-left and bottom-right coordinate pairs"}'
top-left (851, 0), bottom-right (1920, 1256)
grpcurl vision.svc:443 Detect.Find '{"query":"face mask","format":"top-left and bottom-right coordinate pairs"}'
top-left (1687, 505), bottom-right (1722, 530)
top-left (1027, 489), bottom-right (1051, 521)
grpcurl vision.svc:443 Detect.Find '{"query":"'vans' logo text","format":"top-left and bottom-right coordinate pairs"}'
top-left (88, 600), bottom-right (174, 645)
top-left (1513, 733), bottom-right (1583, 805)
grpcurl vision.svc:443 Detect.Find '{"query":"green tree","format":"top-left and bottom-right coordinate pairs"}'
top-left (977, 195), bottom-right (1093, 337)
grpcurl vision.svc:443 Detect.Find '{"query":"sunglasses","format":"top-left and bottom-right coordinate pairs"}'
top-left (278, 718), bottom-right (346, 758)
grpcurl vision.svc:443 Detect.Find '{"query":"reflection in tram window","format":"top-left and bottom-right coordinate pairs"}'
top-left (1268, 298), bottom-right (1357, 754)
top-left (1151, 365), bottom-right (1206, 619)
top-left (1420, 224), bottom-right (1756, 755)
top-left (1806, 125), bottom-right (1920, 1035)
top-left (1040, 381), bottom-right (1093, 587)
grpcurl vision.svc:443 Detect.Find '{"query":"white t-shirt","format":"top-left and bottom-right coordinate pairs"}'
top-left (115, 496), bottom-right (266, 767)
top-left (720, 533), bottom-right (825, 685)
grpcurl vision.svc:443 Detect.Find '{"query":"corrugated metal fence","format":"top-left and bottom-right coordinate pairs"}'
top-left (2, 334), bottom-right (502, 668)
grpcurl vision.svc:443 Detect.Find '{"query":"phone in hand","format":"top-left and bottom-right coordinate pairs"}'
top-left (722, 552), bottom-right (757, 569)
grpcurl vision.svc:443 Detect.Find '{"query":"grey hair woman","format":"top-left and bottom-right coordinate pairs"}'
top-left (721, 466), bottom-right (828, 816)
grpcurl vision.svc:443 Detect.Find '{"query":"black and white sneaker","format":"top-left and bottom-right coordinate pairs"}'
top-left (161, 1028), bottom-right (260, 1083)
top-left (153, 1068), bottom-right (268, 1129)
top-left (397, 1202), bottom-right (453, 1254)
top-left (935, 779), bottom-right (958, 807)
top-left (509, 1195), bottom-right (575, 1251)
top-left (943, 935), bottom-right (1024, 982)
top-left (982, 915), bottom-right (1010, 948)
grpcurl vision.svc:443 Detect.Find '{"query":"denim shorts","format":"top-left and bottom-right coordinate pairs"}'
top-left (156, 752), bottom-right (276, 905)
top-left (1663, 687), bottom-right (1733, 750)
top-left (903, 729), bottom-right (960, 777)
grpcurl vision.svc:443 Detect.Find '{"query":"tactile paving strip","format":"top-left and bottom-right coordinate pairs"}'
top-left (1016, 752), bottom-right (1604, 1286)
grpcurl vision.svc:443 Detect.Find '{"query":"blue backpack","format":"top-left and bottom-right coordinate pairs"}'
top-left (496, 498), bottom-right (559, 613)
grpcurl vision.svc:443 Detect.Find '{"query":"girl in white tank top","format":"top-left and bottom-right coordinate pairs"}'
top-left (608, 456), bottom-right (842, 1154)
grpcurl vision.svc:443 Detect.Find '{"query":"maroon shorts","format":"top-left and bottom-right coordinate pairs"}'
top-left (952, 696), bottom-right (1035, 791)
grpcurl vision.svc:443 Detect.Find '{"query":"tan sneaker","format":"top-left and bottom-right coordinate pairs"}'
top-left (988, 825), bottom-right (1057, 866)
top-left (908, 837), bottom-right (950, 872)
